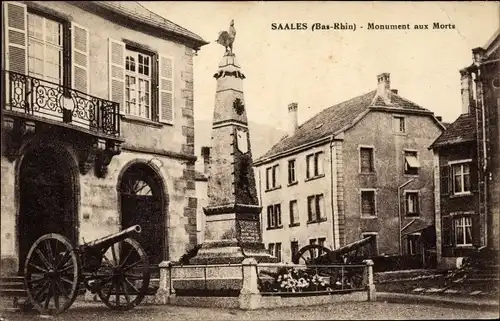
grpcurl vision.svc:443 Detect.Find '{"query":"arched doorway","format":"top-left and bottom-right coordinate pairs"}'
top-left (18, 146), bottom-right (77, 274)
top-left (119, 163), bottom-right (165, 265)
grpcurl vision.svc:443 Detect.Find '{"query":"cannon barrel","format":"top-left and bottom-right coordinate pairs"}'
top-left (83, 225), bottom-right (142, 251)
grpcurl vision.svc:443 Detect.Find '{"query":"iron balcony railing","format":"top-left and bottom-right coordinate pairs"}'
top-left (3, 70), bottom-right (120, 137)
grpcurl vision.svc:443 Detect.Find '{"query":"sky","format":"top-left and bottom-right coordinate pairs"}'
top-left (142, 1), bottom-right (499, 157)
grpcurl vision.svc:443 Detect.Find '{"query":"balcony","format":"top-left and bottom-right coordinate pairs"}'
top-left (2, 70), bottom-right (123, 177)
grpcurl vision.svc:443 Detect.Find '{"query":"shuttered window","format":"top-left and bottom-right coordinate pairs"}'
top-left (108, 39), bottom-right (174, 123)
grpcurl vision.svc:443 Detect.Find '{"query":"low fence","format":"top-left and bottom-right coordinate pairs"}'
top-left (154, 259), bottom-right (376, 309)
top-left (256, 263), bottom-right (367, 296)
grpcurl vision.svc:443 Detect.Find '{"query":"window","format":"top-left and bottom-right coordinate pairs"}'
top-left (361, 190), bottom-right (376, 217)
top-left (404, 151), bottom-right (420, 175)
top-left (307, 194), bottom-right (325, 223)
top-left (291, 241), bottom-right (299, 261)
top-left (266, 164), bottom-right (280, 190)
top-left (288, 159), bottom-right (296, 184)
top-left (125, 49), bottom-right (152, 119)
top-left (405, 191), bottom-right (419, 217)
top-left (267, 204), bottom-right (282, 229)
top-left (360, 147), bottom-right (374, 173)
top-left (28, 13), bottom-right (63, 84)
top-left (306, 152), bottom-right (324, 179)
top-left (454, 216), bottom-right (473, 246)
top-left (318, 237), bottom-right (326, 248)
top-left (452, 163), bottom-right (471, 194)
top-left (268, 242), bottom-right (282, 262)
top-left (406, 233), bottom-right (421, 255)
top-left (393, 116), bottom-right (405, 133)
top-left (361, 233), bottom-right (378, 257)
top-left (289, 200), bottom-right (299, 226)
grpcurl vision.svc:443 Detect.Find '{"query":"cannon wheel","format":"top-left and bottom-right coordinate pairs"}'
top-left (293, 244), bottom-right (332, 264)
top-left (96, 237), bottom-right (150, 310)
top-left (24, 233), bottom-right (80, 315)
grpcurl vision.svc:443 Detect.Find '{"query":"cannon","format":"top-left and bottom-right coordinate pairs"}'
top-left (290, 236), bottom-right (375, 290)
top-left (23, 225), bottom-right (150, 315)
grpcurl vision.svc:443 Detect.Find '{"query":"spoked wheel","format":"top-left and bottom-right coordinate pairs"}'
top-left (24, 234), bottom-right (80, 315)
top-left (292, 245), bottom-right (332, 265)
top-left (96, 237), bottom-right (150, 310)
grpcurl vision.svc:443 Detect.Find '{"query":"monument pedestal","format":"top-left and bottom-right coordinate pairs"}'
top-left (190, 204), bottom-right (277, 265)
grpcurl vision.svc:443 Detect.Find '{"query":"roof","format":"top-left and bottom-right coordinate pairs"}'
top-left (255, 89), bottom-right (435, 163)
top-left (430, 113), bottom-right (476, 149)
top-left (89, 1), bottom-right (208, 47)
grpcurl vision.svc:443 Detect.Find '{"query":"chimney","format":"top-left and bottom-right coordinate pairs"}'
top-left (377, 73), bottom-right (391, 102)
top-left (391, 89), bottom-right (398, 95)
top-left (472, 47), bottom-right (486, 65)
top-left (459, 68), bottom-right (473, 115)
top-left (288, 102), bottom-right (298, 136)
top-left (201, 146), bottom-right (210, 174)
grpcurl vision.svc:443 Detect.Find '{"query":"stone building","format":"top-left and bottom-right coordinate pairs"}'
top-left (1, 1), bottom-right (207, 275)
top-left (254, 73), bottom-right (445, 263)
top-left (430, 28), bottom-right (499, 267)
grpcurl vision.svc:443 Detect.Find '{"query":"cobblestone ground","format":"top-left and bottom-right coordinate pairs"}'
top-left (1, 301), bottom-right (498, 320)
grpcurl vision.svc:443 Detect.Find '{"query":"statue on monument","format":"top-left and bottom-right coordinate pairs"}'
top-left (216, 19), bottom-right (236, 55)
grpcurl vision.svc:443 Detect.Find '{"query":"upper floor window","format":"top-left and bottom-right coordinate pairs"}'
top-left (109, 39), bottom-right (174, 124)
top-left (288, 159), bottom-right (297, 184)
top-left (267, 204), bottom-right (282, 229)
top-left (404, 150), bottom-right (420, 176)
top-left (393, 116), bottom-right (405, 133)
top-left (306, 151), bottom-right (324, 179)
top-left (125, 49), bottom-right (152, 119)
top-left (452, 162), bottom-right (471, 194)
top-left (265, 164), bottom-right (280, 190)
top-left (361, 189), bottom-right (376, 217)
top-left (405, 191), bottom-right (420, 217)
top-left (289, 200), bottom-right (299, 226)
top-left (307, 194), bottom-right (325, 223)
top-left (28, 13), bottom-right (63, 84)
top-left (360, 147), bottom-right (374, 173)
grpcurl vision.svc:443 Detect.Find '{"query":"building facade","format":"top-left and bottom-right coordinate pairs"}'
top-left (1, 1), bottom-right (207, 275)
top-left (430, 29), bottom-right (499, 267)
top-left (254, 73), bottom-right (444, 263)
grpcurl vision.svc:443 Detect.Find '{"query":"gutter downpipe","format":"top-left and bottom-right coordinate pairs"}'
top-left (258, 168), bottom-right (263, 238)
top-left (398, 179), bottom-right (415, 255)
top-left (329, 135), bottom-right (336, 249)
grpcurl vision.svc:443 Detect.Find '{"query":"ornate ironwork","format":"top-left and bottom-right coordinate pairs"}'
top-left (4, 70), bottom-right (120, 137)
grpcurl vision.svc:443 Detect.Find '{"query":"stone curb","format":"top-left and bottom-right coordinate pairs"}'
top-left (377, 292), bottom-right (499, 310)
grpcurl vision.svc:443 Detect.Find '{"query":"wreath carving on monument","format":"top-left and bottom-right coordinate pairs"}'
top-left (233, 98), bottom-right (245, 115)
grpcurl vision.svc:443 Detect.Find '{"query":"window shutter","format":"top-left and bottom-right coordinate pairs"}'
top-left (442, 215), bottom-right (452, 247)
top-left (470, 162), bottom-right (479, 192)
top-left (71, 22), bottom-right (89, 93)
top-left (440, 165), bottom-right (449, 195)
top-left (158, 54), bottom-right (174, 124)
top-left (4, 1), bottom-right (28, 74)
top-left (306, 156), bottom-right (310, 178)
top-left (418, 191), bottom-right (422, 215)
top-left (108, 38), bottom-right (125, 113)
top-left (471, 214), bottom-right (481, 247)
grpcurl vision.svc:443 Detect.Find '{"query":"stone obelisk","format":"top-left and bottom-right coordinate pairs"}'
top-left (190, 20), bottom-right (276, 264)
